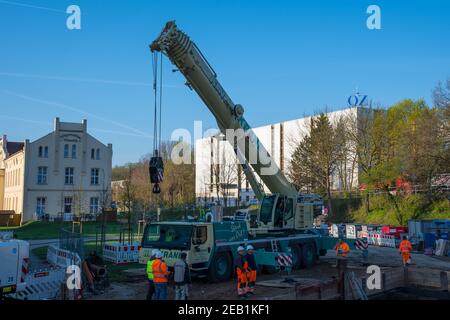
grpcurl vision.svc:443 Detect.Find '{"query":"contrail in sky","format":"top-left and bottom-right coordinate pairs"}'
top-left (0, 114), bottom-right (152, 139)
top-left (0, 0), bottom-right (64, 13)
top-left (0, 72), bottom-right (184, 89)
top-left (1, 90), bottom-right (153, 139)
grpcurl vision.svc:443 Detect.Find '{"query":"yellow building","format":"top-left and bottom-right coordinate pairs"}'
top-left (0, 118), bottom-right (113, 223)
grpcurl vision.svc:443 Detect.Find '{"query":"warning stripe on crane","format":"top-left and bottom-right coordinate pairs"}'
top-left (276, 253), bottom-right (293, 267)
top-left (355, 238), bottom-right (369, 250)
top-left (20, 258), bottom-right (30, 283)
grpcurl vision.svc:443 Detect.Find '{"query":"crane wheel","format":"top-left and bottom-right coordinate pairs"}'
top-left (300, 243), bottom-right (317, 269)
top-left (208, 252), bottom-right (232, 283)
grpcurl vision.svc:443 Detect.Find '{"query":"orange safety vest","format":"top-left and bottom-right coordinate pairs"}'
top-left (399, 240), bottom-right (412, 253)
top-left (152, 259), bottom-right (169, 283)
top-left (335, 242), bottom-right (350, 256)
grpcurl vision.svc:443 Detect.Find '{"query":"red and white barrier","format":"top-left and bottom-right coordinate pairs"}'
top-left (276, 253), bottom-right (293, 267)
top-left (103, 242), bottom-right (141, 264)
top-left (368, 232), bottom-right (396, 248)
top-left (358, 231), bottom-right (369, 239)
top-left (13, 267), bottom-right (66, 300)
top-left (46, 244), bottom-right (82, 268)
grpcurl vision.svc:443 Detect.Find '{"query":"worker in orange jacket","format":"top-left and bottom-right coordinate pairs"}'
top-left (152, 251), bottom-right (170, 300)
top-left (399, 235), bottom-right (412, 266)
top-left (335, 238), bottom-right (350, 258)
top-left (234, 246), bottom-right (248, 299)
top-left (245, 245), bottom-right (257, 295)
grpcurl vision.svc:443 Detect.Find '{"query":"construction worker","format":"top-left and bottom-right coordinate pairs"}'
top-left (399, 235), bottom-right (412, 266)
top-left (245, 245), bottom-right (257, 295)
top-left (234, 246), bottom-right (248, 299)
top-left (173, 252), bottom-right (191, 300)
top-left (335, 238), bottom-right (350, 258)
top-left (152, 251), bottom-right (169, 300)
top-left (146, 249), bottom-right (159, 300)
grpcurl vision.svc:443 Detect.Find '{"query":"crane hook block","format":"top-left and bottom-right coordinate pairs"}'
top-left (149, 156), bottom-right (164, 187)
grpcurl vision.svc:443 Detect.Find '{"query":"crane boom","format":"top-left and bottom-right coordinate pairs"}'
top-left (150, 21), bottom-right (297, 198)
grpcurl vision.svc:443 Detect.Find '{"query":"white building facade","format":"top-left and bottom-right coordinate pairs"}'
top-left (0, 118), bottom-right (113, 222)
top-left (195, 107), bottom-right (367, 206)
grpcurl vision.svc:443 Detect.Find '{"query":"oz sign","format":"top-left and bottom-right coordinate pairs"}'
top-left (348, 94), bottom-right (368, 107)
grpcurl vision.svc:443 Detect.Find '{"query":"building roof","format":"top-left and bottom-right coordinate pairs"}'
top-left (6, 142), bottom-right (24, 156)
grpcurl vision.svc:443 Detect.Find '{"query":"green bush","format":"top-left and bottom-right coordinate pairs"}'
top-left (351, 193), bottom-right (449, 225)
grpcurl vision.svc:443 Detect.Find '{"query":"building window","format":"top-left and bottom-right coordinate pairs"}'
top-left (193, 226), bottom-right (208, 245)
top-left (36, 197), bottom-right (46, 215)
top-left (64, 144), bottom-right (69, 158)
top-left (64, 197), bottom-right (73, 214)
top-left (91, 148), bottom-right (100, 160)
top-left (91, 168), bottom-right (99, 185)
top-left (38, 146), bottom-right (43, 158)
top-left (37, 167), bottom-right (48, 185)
top-left (90, 197), bottom-right (100, 214)
top-left (65, 167), bottom-right (74, 185)
top-left (44, 146), bottom-right (48, 158)
top-left (71, 144), bottom-right (77, 159)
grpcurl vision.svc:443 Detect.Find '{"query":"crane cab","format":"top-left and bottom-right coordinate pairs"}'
top-left (257, 194), bottom-right (323, 232)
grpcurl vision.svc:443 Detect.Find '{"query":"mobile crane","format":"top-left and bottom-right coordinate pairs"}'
top-left (140, 21), bottom-right (356, 282)
top-left (149, 21), bottom-right (317, 232)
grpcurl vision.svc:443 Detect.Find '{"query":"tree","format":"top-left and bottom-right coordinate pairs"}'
top-left (433, 79), bottom-right (450, 111)
top-left (288, 113), bottom-right (339, 216)
top-left (211, 151), bottom-right (239, 208)
top-left (334, 113), bottom-right (358, 194)
top-left (119, 164), bottom-right (137, 243)
top-left (112, 140), bottom-right (195, 215)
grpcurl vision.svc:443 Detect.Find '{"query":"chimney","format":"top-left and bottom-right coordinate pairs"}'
top-left (82, 119), bottom-right (87, 133)
top-left (54, 117), bottom-right (60, 132)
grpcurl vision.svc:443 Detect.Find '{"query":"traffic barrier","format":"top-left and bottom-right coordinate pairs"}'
top-left (12, 267), bottom-right (66, 300)
top-left (276, 253), bottom-right (293, 267)
top-left (46, 244), bottom-right (82, 268)
top-left (358, 231), bottom-right (369, 239)
top-left (367, 232), bottom-right (396, 248)
top-left (103, 242), bottom-right (141, 264)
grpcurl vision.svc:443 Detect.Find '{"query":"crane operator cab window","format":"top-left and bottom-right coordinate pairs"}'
top-left (192, 226), bottom-right (208, 245)
top-left (273, 197), bottom-right (294, 229)
top-left (260, 195), bottom-right (276, 224)
top-left (284, 198), bottom-right (294, 226)
top-left (274, 197), bottom-right (285, 228)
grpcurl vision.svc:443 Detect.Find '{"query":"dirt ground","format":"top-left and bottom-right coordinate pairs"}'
top-left (86, 247), bottom-right (450, 300)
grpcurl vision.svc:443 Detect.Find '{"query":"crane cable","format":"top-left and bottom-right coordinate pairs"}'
top-left (151, 52), bottom-right (164, 155)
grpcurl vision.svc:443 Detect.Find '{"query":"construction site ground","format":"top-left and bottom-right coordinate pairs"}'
top-left (85, 246), bottom-right (450, 300)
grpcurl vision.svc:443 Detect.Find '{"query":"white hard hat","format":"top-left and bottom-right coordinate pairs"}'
top-left (247, 245), bottom-right (254, 251)
top-left (151, 249), bottom-right (159, 256)
top-left (237, 246), bottom-right (245, 252)
top-left (155, 251), bottom-right (163, 259)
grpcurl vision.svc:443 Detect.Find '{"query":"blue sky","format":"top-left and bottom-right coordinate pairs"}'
top-left (0, 0), bottom-right (449, 166)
